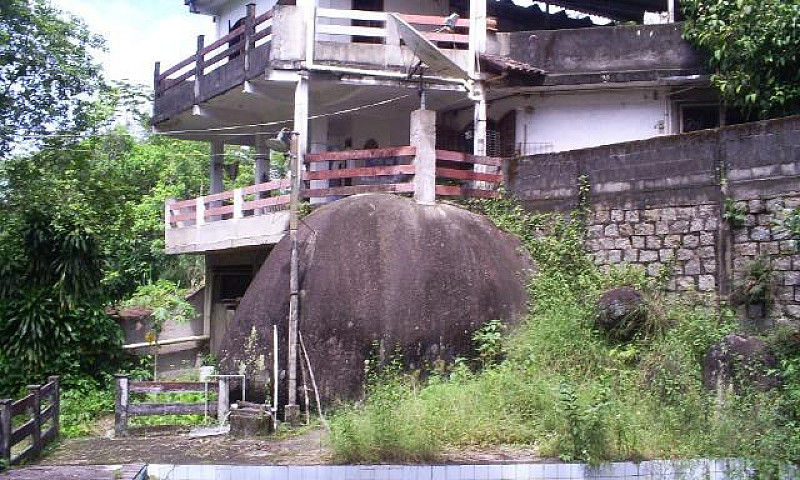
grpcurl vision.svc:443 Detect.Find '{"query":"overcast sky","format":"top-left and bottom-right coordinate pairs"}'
top-left (54, 0), bottom-right (215, 88)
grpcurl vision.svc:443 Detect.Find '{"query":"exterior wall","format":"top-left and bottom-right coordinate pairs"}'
top-left (507, 116), bottom-right (800, 326)
top-left (215, 0), bottom-right (278, 40)
top-left (517, 89), bottom-right (671, 153)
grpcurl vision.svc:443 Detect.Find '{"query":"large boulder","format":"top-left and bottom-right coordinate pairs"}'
top-left (594, 287), bottom-right (646, 342)
top-left (219, 194), bottom-right (531, 403)
top-left (702, 334), bottom-right (781, 391)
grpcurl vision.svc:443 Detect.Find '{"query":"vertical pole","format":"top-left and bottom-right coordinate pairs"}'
top-left (194, 35), bottom-right (205, 102)
top-left (217, 377), bottom-right (230, 425)
top-left (468, 0), bottom-right (487, 79)
top-left (411, 109), bottom-right (437, 205)
top-left (254, 135), bottom-right (271, 185)
top-left (210, 140), bottom-right (225, 195)
top-left (153, 61), bottom-right (161, 97)
top-left (0, 399), bottom-right (11, 467)
top-left (48, 376), bottom-right (60, 440)
top-left (244, 3), bottom-right (256, 73)
top-left (286, 133), bottom-right (302, 424)
top-left (165, 200), bottom-right (173, 230)
top-left (273, 325), bottom-right (279, 413)
top-left (114, 375), bottom-right (129, 437)
top-left (203, 263), bottom-right (213, 343)
top-left (284, 75), bottom-right (309, 424)
top-left (233, 188), bottom-right (243, 220)
top-left (473, 84), bottom-right (488, 157)
top-left (667, 0), bottom-right (676, 23)
top-left (27, 385), bottom-right (41, 456)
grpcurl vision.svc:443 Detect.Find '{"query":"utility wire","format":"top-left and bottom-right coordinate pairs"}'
top-left (11, 93), bottom-right (413, 141)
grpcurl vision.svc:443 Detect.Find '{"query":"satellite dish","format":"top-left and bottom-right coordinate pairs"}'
top-left (388, 13), bottom-right (470, 81)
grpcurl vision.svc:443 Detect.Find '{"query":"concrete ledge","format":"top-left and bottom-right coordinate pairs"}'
top-left (166, 211), bottom-right (289, 255)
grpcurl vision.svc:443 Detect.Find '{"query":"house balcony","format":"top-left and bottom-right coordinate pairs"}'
top-left (152, 5), bottom-right (475, 129)
top-left (165, 148), bottom-right (503, 255)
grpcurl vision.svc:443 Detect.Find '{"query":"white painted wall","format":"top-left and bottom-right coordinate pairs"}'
top-left (214, 0), bottom-right (278, 39)
top-left (515, 89), bottom-right (670, 153)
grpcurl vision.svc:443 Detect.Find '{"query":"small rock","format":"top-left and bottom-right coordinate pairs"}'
top-left (595, 287), bottom-right (647, 342)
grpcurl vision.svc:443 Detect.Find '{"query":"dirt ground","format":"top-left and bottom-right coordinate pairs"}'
top-left (39, 425), bottom-right (543, 467)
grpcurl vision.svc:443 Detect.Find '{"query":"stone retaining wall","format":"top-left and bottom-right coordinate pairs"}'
top-left (507, 115), bottom-right (800, 325)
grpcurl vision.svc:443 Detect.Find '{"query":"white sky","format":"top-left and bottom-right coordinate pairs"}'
top-left (54, 0), bottom-right (215, 87)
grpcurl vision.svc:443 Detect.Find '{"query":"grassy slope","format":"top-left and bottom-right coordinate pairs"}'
top-left (329, 198), bottom-right (800, 473)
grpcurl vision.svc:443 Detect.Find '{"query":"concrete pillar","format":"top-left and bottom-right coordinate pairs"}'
top-left (254, 135), bottom-right (270, 185)
top-left (309, 116), bottom-right (329, 205)
top-left (473, 83), bottom-right (488, 157)
top-left (411, 109), bottom-right (437, 205)
top-left (210, 140), bottom-right (225, 194)
top-left (667, 0), bottom-right (676, 23)
top-left (294, 77), bottom-right (309, 165)
top-left (468, 0), bottom-right (488, 78)
top-left (114, 374), bottom-right (129, 437)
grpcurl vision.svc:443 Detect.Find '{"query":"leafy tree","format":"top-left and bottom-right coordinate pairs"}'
top-left (683, 0), bottom-right (800, 118)
top-left (0, 0), bottom-right (104, 155)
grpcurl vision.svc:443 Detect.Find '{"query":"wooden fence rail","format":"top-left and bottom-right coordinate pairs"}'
top-left (114, 375), bottom-right (229, 437)
top-left (0, 376), bottom-right (60, 468)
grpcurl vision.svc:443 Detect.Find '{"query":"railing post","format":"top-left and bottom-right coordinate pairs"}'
top-left (48, 376), bottom-right (60, 439)
top-left (217, 377), bottom-right (230, 425)
top-left (153, 61), bottom-right (161, 97)
top-left (0, 399), bottom-right (11, 468)
top-left (244, 3), bottom-right (256, 73)
top-left (196, 197), bottom-right (206, 227)
top-left (233, 188), bottom-right (243, 220)
top-left (114, 374), bottom-right (129, 437)
top-left (27, 385), bottom-right (41, 456)
top-left (411, 109), bottom-right (437, 205)
top-left (165, 200), bottom-right (173, 230)
top-left (194, 34), bottom-right (205, 102)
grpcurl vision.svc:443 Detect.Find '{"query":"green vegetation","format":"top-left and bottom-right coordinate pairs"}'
top-left (330, 197), bottom-right (800, 472)
top-left (682, 0), bottom-right (800, 118)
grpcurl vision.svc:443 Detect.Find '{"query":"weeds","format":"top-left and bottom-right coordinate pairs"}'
top-left (330, 195), bottom-right (799, 469)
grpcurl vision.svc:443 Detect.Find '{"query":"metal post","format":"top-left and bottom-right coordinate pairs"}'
top-left (114, 374), bottom-right (129, 437)
top-left (0, 399), bottom-right (11, 467)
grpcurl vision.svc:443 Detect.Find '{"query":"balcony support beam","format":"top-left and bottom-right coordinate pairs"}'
top-left (255, 134), bottom-right (271, 184)
top-left (210, 140), bottom-right (225, 195)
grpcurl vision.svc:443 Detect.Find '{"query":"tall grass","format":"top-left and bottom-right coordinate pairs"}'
top-left (329, 197), bottom-right (800, 470)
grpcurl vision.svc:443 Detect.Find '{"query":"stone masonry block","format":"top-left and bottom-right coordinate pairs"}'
top-left (632, 236), bottom-right (645, 249)
top-left (669, 220), bottom-right (690, 234)
top-left (699, 246), bottom-right (716, 258)
top-left (634, 223), bottom-right (655, 236)
top-left (656, 221), bottom-right (669, 235)
top-left (700, 232), bottom-right (715, 246)
top-left (625, 210), bottom-right (640, 222)
top-left (759, 242), bottom-right (779, 255)
top-left (699, 275), bottom-right (716, 291)
top-left (683, 234), bottom-right (700, 248)
top-left (685, 260), bottom-right (702, 275)
top-left (610, 209), bottom-right (624, 222)
top-left (660, 249), bottom-right (675, 261)
top-left (664, 235), bottom-right (682, 248)
top-left (639, 250), bottom-right (659, 262)
top-left (734, 243), bottom-right (758, 256)
top-left (619, 224), bottom-right (634, 236)
top-left (677, 248), bottom-right (695, 261)
top-left (785, 272), bottom-right (800, 286)
top-left (624, 249), bottom-right (639, 262)
top-left (604, 224), bottom-right (619, 237)
top-left (751, 226), bottom-right (771, 241)
top-left (646, 236), bottom-right (662, 249)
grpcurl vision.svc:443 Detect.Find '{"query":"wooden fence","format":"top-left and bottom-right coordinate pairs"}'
top-left (114, 375), bottom-right (230, 437)
top-left (435, 149), bottom-right (503, 199)
top-left (0, 376), bottom-right (60, 467)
